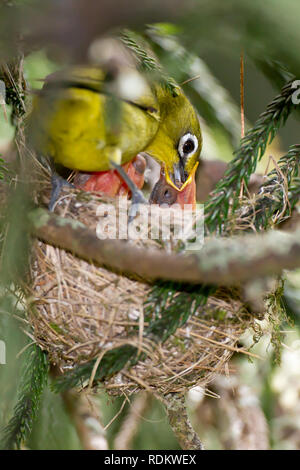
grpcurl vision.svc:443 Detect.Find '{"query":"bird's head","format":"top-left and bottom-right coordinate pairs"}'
top-left (145, 84), bottom-right (202, 208)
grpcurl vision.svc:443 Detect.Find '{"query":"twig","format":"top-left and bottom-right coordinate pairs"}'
top-left (62, 390), bottom-right (109, 450)
top-left (103, 397), bottom-right (128, 432)
top-left (27, 207), bottom-right (300, 286)
top-left (114, 392), bottom-right (152, 450)
top-left (240, 51), bottom-right (245, 139)
top-left (158, 393), bottom-right (204, 450)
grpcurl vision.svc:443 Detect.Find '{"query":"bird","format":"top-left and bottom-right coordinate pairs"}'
top-left (29, 64), bottom-right (202, 209)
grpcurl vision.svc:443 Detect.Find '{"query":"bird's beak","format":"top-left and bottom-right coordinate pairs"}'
top-left (74, 154), bottom-right (146, 197)
top-left (165, 161), bottom-right (198, 209)
top-left (149, 162), bottom-right (199, 209)
top-left (164, 161), bottom-right (199, 192)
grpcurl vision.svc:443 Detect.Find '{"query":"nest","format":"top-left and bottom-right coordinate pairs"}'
top-left (27, 186), bottom-right (255, 395)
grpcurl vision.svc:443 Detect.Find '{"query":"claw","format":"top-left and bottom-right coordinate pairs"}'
top-left (110, 161), bottom-right (147, 223)
top-left (110, 161), bottom-right (147, 203)
top-left (49, 172), bottom-right (73, 211)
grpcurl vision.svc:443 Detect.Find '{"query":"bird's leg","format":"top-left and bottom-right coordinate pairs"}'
top-left (49, 171), bottom-right (73, 212)
top-left (39, 154), bottom-right (75, 211)
top-left (110, 161), bottom-right (147, 204)
top-left (107, 147), bottom-right (147, 221)
top-left (73, 155), bottom-right (147, 200)
top-left (110, 160), bottom-right (147, 223)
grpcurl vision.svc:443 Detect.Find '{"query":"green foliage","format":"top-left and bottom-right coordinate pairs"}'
top-left (254, 59), bottom-right (295, 93)
top-left (28, 384), bottom-right (81, 450)
top-left (205, 81), bottom-right (296, 234)
top-left (23, 49), bottom-right (58, 90)
top-left (0, 159), bottom-right (44, 450)
top-left (265, 280), bottom-right (292, 365)
top-left (240, 144), bottom-right (300, 231)
top-left (0, 181), bottom-right (33, 285)
top-left (146, 25), bottom-right (243, 147)
top-left (0, 67), bottom-right (26, 125)
top-left (1, 1), bottom-right (300, 450)
top-left (53, 345), bottom-right (137, 392)
top-left (144, 282), bottom-right (214, 342)
top-left (121, 29), bottom-right (179, 97)
top-left (4, 83), bottom-right (26, 123)
top-left (176, 0), bottom-right (300, 81)
top-left (0, 157), bottom-right (7, 180)
top-left (0, 345), bottom-right (48, 450)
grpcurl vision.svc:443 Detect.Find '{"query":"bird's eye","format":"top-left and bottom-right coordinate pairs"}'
top-left (178, 133), bottom-right (198, 158)
top-left (183, 140), bottom-right (195, 154)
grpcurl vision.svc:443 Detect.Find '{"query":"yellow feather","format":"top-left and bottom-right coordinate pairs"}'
top-left (29, 66), bottom-right (202, 178)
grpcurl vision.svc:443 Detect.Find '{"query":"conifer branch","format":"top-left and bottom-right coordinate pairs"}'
top-left (239, 144), bottom-right (300, 231)
top-left (205, 81), bottom-right (296, 233)
top-left (0, 345), bottom-right (48, 450)
top-left (121, 29), bottom-right (179, 96)
top-left (158, 393), bottom-right (204, 450)
top-left (146, 25), bottom-right (244, 146)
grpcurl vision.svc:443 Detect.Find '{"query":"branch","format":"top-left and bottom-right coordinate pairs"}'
top-left (193, 375), bottom-right (270, 450)
top-left (238, 144), bottom-right (300, 231)
top-left (205, 80), bottom-right (296, 233)
top-left (158, 393), bottom-right (204, 450)
top-left (62, 390), bottom-right (109, 450)
top-left (213, 377), bottom-right (270, 450)
top-left (28, 207), bottom-right (300, 286)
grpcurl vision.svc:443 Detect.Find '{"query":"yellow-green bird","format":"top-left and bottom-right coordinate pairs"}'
top-left (30, 65), bottom-right (202, 207)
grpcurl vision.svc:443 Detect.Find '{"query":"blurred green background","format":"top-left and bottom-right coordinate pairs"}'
top-left (1, 0), bottom-right (300, 450)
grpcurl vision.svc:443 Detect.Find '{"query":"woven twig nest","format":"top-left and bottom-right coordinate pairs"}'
top-left (27, 187), bottom-right (254, 395)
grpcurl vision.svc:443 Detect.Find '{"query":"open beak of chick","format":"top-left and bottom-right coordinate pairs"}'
top-left (150, 162), bottom-right (198, 209)
top-left (74, 154), bottom-right (146, 197)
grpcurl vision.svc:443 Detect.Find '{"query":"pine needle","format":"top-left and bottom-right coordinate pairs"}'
top-left (205, 80), bottom-right (297, 234)
top-left (0, 345), bottom-right (48, 450)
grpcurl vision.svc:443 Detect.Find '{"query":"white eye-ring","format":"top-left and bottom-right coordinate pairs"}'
top-left (178, 133), bottom-right (198, 159)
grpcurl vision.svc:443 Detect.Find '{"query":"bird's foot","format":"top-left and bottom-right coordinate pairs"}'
top-left (49, 172), bottom-right (73, 211)
top-left (110, 160), bottom-right (148, 223)
top-left (128, 187), bottom-right (148, 223)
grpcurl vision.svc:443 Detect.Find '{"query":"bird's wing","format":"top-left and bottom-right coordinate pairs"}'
top-left (41, 66), bottom-right (160, 121)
